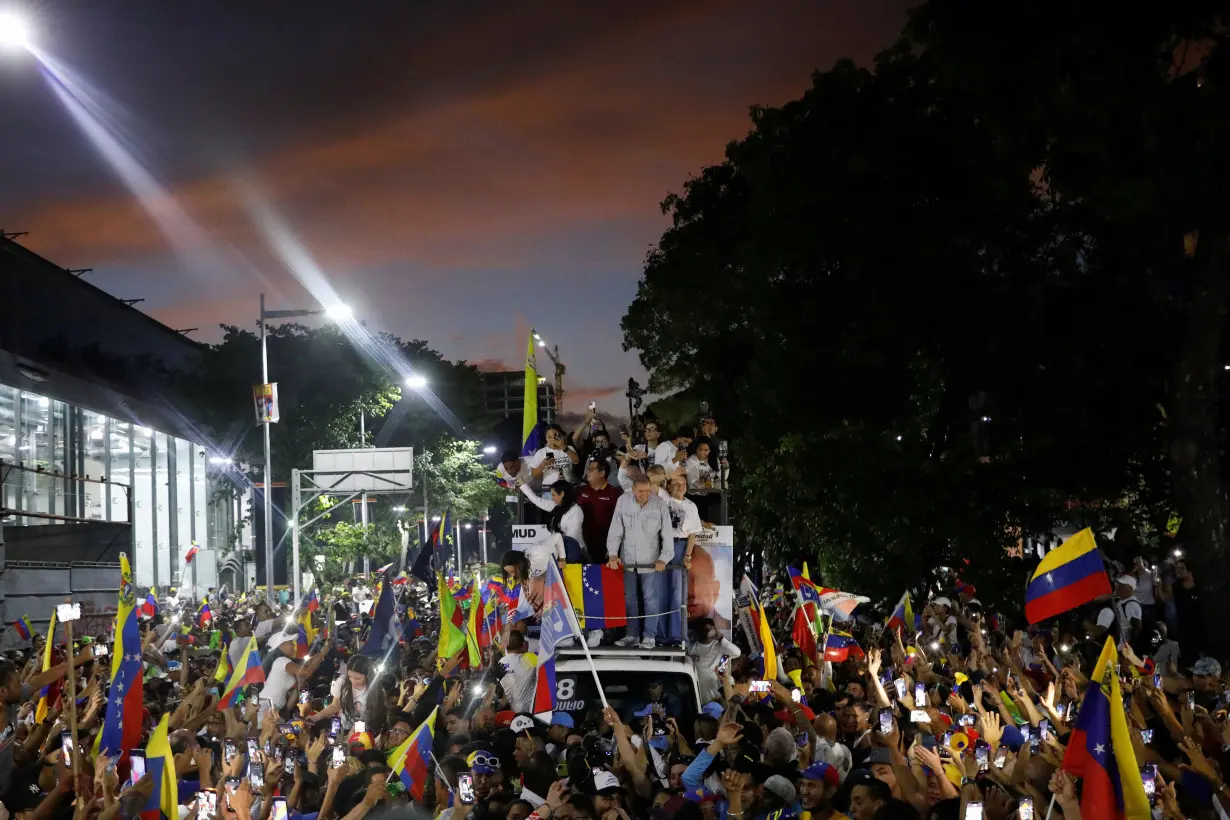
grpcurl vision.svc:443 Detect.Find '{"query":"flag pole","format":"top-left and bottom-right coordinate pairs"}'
top-left (61, 608), bottom-right (80, 781)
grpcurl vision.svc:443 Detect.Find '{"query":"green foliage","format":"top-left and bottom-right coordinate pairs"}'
top-left (414, 437), bottom-right (507, 522)
top-left (620, 5), bottom-right (1223, 607)
top-left (180, 323), bottom-right (502, 577)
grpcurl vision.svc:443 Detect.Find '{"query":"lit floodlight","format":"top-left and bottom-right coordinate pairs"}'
top-left (326, 303), bottom-right (352, 321)
top-left (0, 11), bottom-right (32, 52)
top-left (482, 445), bottom-right (497, 455)
top-left (405, 374), bottom-right (428, 390)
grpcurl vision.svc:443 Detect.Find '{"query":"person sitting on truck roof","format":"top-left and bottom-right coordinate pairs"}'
top-left (607, 476), bottom-right (674, 650)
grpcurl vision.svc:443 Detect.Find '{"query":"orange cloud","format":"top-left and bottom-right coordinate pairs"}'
top-left (7, 0), bottom-right (891, 283)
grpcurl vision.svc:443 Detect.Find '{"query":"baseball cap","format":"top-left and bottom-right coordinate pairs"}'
top-left (466, 750), bottom-right (501, 775)
top-left (1115, 575), bottom-right (1138, 591)
top-left (773, 703), bottom-right (816, 723)
top-left (800, 762), bottom-right (840, 787)
top-left (763, 775), bottom-right (796, 804)
top-left (932, 597), bottom-right (953, 608)
top-left (867, 748), bottom-right (892, 766)
top-left (1192, 657), bottom-right (1223, 677)
top-left (551, 712), bottom-right (575, 728)
top-left (701, 701), bottom-right (725, 720)
top-left (590, 769), bottom-right (624, 796)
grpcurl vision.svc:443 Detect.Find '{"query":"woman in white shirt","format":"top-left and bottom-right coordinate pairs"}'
top-left (519, 481), bottom-right (585, 566)
top-left (528, 425), bottom-right (580, 489)
top-left (308, 655), bottom-right (388, 735)
top-left (685, 439), bottom-right (715, 490)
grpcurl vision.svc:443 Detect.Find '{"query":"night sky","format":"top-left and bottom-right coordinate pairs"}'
top-left (0, 0), bottom-right (909, 407)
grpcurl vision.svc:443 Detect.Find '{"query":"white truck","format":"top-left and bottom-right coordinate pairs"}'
top-left (553, 646), bottom-right (701, 723)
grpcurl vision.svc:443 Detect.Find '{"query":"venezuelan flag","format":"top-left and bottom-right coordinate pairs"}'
top-left (141, 714), bottom-right (178, 820)
top-left (301, 588), bottom-right (320, 613)
top-left (1025, 528), bottom-right (1112, 624)
top-left (822, 630), bottom-right (864, 662)
top-left (97, 553), bottom-right (143, 758)
top-left (140, 587), bottom-right (158, 618)
top-left (1062, 638), bottom-right (1150, 819)
top-left (34, 609), bottom-right (57, 724)
top-left (12, 616), bottom-right (31, 641)
top-left (197, 600), bottom-right (213, 628)
top-left (521, 332), bottom-right (542, 456)
top-left (387, 707), bottom-right (438, 802)
top-left (563, 564), bottom-right (628, 630)
top-left (295, 610), bottom-right (316, 659)
top-left (220, 635), bottom-right (264, 708)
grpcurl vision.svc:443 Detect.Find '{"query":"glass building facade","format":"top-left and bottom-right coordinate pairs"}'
top-left (0, 382), bottom-right (239, 588)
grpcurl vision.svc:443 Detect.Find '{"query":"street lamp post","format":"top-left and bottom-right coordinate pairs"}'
top-left (258, 293), bottom-right (350, 599)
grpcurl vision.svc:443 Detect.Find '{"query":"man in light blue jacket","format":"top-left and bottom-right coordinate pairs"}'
top-left (606, 476), bottom-right (674, 649)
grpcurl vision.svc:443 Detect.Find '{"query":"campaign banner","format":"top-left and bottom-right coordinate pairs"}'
top-left (689, 526), bottom-right (734, 638)
top-left (253, 383), bottom-right (280, 424)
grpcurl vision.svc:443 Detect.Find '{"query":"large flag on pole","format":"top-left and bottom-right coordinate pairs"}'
top-left (435, 574), bottom-right (467, 663)
top-left (98, 554), bottom-right (143, 758)
top-left (1062, 638), bottom-right (1150, 819)
top-left (1025, 528), bottom-right (1112, 624)
top-left (532, 560), bottom-right (583, 722)
top-left (35, 609), bottom-right (57, 724)
top-left (521, 332), bottom-right (542, 456)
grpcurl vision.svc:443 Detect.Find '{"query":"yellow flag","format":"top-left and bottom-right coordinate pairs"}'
top-left (35, 609), bottom-right (56, 723)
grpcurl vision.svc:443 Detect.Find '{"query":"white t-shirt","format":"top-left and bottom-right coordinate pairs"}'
top-left (667, 496), bottom-right (703, 539)
top-left (496, 459), bottom-right (533, 488)
top-left (652, 441), bottom-right (680, 468)
top-left (519, 484), bottom-right (586, 550)
top-left (685, 456), bottom-right (714, 489)
top-left (528, 447), bottom-right (577, 485)
top-left (330, 671), bottom-right (368, 729)
top-left (262, 656), bottom-right (297, 710)
top-left (1097, 598), bottom-right (1143, 644)
top-left (499, 652), bottom-right (537, 713)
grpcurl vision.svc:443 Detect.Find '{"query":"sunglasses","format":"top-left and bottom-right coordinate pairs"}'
top-left (467, 753), bottom-right (501, 770)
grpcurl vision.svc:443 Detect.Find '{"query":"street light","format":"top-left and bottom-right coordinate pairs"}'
top-left (405, 374), bottom-right (428, 390)
top-left (392, 505), bottom-right (406, 513)
top-left (258, 292), bottom-right (349, 599)
top-left (482, 445), bottom-right (497, 455)
top-left (208, 456), bottom-right (233, 466)
top-left (0, 11), bottom-right (32, 51)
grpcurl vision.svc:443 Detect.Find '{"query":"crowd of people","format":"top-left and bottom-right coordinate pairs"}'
top-left (0, 542), bottom-right (1222, 820)
top-left (496, 410), bottom-right (727, 650)
top-left (0, 405), bottom-right (1224, 820)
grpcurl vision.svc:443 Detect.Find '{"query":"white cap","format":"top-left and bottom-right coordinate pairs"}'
top-left (268, 630), bottom-right (296, 650)
top-left (932, 597), bottom-right (953, 608)
top-left (1115, 575), bottom-right (1137, 591)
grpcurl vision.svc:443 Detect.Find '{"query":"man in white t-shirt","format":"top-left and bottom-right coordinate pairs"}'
top-left (651, 426), bottom-right (693, 472)
top-left (497, 631), bottom-right (536, 713)
top-left (1095, 575), bottom-right (1143, 648)
top-left (496, 451), bottom-right (533, 489)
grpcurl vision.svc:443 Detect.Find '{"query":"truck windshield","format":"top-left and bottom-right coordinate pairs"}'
top-left (552, 668), bottom-right (697, 726)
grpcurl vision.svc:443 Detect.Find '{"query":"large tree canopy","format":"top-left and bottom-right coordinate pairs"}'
top-left (178, 323), bottom-right (487, 483)
top-left (621, 2), bottom-right (1228, 616)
